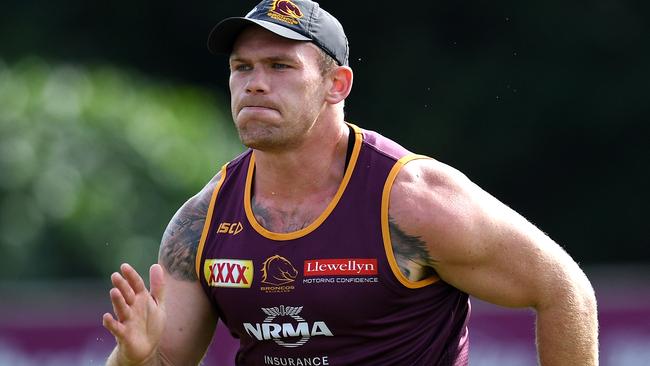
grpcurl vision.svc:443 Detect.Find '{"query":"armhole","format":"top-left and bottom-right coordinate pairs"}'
top-left (194, 164), bottom-right (228, 280)
top-left (381, 154), bottom-right (439, 289)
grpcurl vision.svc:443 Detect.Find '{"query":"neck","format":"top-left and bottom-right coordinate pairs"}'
top-left (252, 118), bottom-right (349, 203)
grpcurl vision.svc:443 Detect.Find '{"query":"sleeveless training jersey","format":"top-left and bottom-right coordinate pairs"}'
top-left (196, 124), bottom-right (470, 365)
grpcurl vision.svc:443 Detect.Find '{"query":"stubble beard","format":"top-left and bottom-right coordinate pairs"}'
top-left (236, 116), bottom-right (315, 152)
top-left (235, 101), bottom-right (324, 153)
top-left (234, 78), bottom-right (327, 152)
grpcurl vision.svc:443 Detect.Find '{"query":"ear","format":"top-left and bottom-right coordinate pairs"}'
top-left (325, 66), bottom-right (353, 105)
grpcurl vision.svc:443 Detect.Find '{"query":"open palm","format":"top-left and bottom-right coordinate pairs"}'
top-left (103, 263), bottom-right (166, 364)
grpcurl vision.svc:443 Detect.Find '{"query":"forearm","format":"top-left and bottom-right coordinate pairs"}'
top-left (535, 273), bottom-right (599, 365)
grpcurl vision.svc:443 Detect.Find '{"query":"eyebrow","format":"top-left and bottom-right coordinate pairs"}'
top-left (229, 54), bottom-right (300, 64)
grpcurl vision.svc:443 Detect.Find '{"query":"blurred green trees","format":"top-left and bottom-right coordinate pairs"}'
top-left (0, 58), bottom-right (242, 279)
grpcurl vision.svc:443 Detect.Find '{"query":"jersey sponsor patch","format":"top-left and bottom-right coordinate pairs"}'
top-left (304, 258), bottom-right (378, 276)
top-left (204, 259), bottom-right (253, 288)
top-left (243, 305), bottom-right (333, 348)
top-left (260, 255), bottom-right (298, 293)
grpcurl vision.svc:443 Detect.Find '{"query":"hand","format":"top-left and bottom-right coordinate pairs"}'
top-left (103, 263), bottom-right (166, 365)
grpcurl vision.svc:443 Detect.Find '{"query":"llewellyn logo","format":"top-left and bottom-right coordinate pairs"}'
top-left (260, 255), bottom-right (297, 293)
top-left (267, 0), bottom-right (303, 25)
top-left (217, 222), bottom-right (243, 235)
top-left (304, 258), bottom-right (378, 276)
top-left (243, 305), bottom-right (333, 348)
top-left (204, 259), bottom-right (253, 288)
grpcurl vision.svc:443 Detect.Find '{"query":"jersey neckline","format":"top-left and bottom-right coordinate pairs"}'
top-left (243, 123), bottom-right (363, 241)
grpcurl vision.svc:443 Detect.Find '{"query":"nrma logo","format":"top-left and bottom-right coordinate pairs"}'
top-left (243, 305), bottom-right (333, 348)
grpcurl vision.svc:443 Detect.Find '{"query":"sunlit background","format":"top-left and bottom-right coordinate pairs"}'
top-left (1, 1), bottom-right (648, 365)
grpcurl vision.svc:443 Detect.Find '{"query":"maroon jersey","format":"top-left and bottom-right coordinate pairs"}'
top-left (196, 124), bottom-right (470, 365)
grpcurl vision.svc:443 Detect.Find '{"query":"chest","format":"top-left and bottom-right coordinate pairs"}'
top-left (249, 193), bottom-right (335, 234)
top-left (204, 214), bottom-right (397, 331)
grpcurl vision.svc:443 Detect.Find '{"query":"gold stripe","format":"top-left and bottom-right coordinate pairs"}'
top-left (195, 164), bottom-right (228, 280)
top-left (381, 154), bottom-right (439, 289)
top-left (244, 123), bottom-right (363, 241)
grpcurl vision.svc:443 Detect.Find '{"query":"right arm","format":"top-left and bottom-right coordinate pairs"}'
top-left (103, 172), bottom-right (222, 366)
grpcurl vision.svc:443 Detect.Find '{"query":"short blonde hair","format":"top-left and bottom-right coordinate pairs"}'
top-left (317, 48), bottom-right (339, 76)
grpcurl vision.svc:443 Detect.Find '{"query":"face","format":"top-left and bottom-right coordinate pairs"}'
top-left (229, 26), bottom-right (329, 151)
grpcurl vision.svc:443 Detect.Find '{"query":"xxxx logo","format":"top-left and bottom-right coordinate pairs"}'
top-left (217, 222), bottom-right (243, 235)
top-left (204, 259), bottom-right (253, 288)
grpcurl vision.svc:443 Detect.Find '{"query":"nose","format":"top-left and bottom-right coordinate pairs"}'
top-left (245, 69), bottom-right (269, 95)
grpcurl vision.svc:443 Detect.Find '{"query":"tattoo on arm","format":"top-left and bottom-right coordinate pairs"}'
top-left (389, 216), bottom-right (438, 281)
top-left (159, 195), bottom-right (210, 281)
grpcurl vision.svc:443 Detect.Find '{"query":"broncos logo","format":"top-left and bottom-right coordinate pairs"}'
top-left (268, 0), bottom-right (303, 23)
top-left (274, 0), bottom-right (303, 18)
top-left (261, 255), bottom-right (298, 286)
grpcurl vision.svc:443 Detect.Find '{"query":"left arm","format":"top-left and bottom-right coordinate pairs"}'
top-left (389, 158), bottom-right (598, 365)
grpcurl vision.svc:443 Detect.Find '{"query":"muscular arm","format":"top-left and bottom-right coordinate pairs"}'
top-left (155, 173), bottom-right (220, 365)
top-left (105, 172), bottom-right (221, 366)
top-left (389, 159), bottom-right (598, 365)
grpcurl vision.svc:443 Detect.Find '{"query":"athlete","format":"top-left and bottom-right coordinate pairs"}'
top-left (102, 0), bottom-right (598, 365)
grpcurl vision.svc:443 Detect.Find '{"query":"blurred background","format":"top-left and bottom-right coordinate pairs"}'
top-left (0, 0), bottom-right (648, 365)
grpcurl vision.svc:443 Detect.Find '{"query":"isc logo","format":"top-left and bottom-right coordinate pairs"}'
top-left (204, 259), bottom-right (253, 288)
top-left (218, 222), bottom-right (243, 235)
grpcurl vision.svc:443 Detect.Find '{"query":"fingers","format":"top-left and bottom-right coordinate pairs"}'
top-left (110, 287), bottom-right (132, 321)
top-left (111, 272), bottom-right (136, 305)
top-left (121, 263), bottom-right (147, 294)
top-left (102, 312), bottom-right (126, 338)
top-left (103, 263), bottom-right (163, 340)
top-left (149, 264), bottom-right (165, 305)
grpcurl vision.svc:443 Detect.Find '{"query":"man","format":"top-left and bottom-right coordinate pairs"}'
top-left (102, 0), bottom-right (598, 365)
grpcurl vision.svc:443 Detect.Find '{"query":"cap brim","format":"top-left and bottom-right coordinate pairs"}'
top-left (207, 17), bottom-right (312, 55)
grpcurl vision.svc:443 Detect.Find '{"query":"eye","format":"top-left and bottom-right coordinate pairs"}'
top-left (232, 63), bottom-right (252, 72)
top-left (271, 63), bottom-right (290, 70)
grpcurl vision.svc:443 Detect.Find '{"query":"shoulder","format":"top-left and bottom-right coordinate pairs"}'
top-left (183, 170), bottom-right (225, 217)
top-left (390, 158), bottom-right (477, 228)
top-left (359, 127), bottom-right (411, 160)
top-left (388, 158), bottom-right (497, 265)
top-left (159, 170), bottom-right (224, 281)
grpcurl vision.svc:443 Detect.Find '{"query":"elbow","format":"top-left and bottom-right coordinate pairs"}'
top-left (576, 274), bottom-right (598, 320)
top-left (536, 266), bottom-right (598, 318)
top-left (568, 265), bottom-right (597, 314)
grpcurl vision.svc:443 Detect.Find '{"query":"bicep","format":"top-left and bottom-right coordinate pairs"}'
top-left (432, 201), bottom-right (570, 309)
top-left (390, 159), bottom-right (579, 309)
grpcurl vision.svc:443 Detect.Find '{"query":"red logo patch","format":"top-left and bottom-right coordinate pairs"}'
top-left (204, 259), bottom-right (253, 288)
top-left (304, 259), bottom-right (378, 276)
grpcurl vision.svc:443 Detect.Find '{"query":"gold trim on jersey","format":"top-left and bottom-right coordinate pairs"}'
top-left (381, 154), bottom-right (439, 289)
top-left (195, 164), bottom-right (228, 280)
top-left (243, 123), bottom-right (363, 241)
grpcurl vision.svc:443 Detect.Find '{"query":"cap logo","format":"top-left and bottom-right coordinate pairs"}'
top-left (267, 0), bottom-right (303, 25)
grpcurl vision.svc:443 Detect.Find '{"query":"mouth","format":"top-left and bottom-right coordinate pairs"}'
top-left (237, 104), bottom-right (281, 121)
top-left (241, 105), bottom-right (276, 112)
